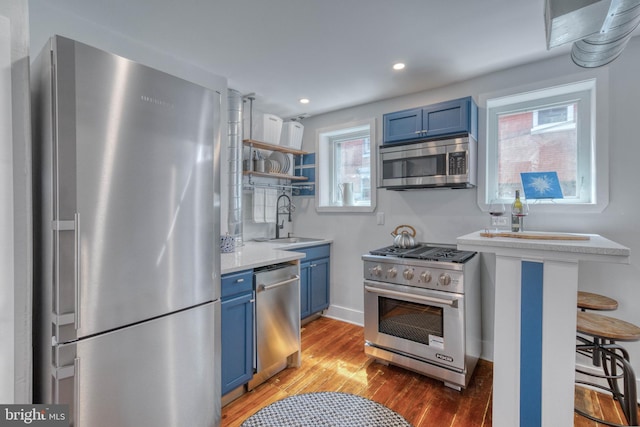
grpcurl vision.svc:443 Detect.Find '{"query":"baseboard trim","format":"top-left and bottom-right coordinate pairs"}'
top-left (323, 304), bottom-right (363, 327)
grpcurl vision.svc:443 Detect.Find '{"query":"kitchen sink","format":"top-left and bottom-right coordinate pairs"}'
top-left (269, 237), bottom-right (324, 244)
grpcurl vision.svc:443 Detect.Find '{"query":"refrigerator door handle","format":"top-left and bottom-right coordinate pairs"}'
top-left (74, 357), bottom-right (80, 426)
top-left (74, 212), bottom-right (81, 330)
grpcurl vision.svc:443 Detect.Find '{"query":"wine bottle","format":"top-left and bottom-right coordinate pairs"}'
top-left (511, 190), bottom-right (523, 232)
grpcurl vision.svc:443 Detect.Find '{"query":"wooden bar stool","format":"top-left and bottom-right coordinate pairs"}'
top-left (578, 291), bottom-right (619, 311)
top-left (577, 291), bottom-right (619, 367)
top-left (575, 311), bottom-right (640, 426)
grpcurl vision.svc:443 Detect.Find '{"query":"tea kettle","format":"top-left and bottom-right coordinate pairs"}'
top-left (391, 224), bottom-right (418, 248)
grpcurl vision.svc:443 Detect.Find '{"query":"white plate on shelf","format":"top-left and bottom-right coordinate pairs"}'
top-left (270, 159), bottom-right (281, 173)
top-left (269, 151), bottom-right (287, 174)
top-left (281, 154), bottom-right (291, 173)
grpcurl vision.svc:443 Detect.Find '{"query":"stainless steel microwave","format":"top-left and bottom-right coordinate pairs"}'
top-left (378, 135), bottom-right (476, 190)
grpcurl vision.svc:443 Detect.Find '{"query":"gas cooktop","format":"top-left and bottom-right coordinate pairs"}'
top-left (369, 244), bottom-right (476, 263)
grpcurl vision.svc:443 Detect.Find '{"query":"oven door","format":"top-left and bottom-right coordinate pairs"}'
top-left (364, 280), bottom-right (465, 371)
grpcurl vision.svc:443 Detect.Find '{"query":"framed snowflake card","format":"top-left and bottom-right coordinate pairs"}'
top-left (520, 171), bottom-right (564, 199)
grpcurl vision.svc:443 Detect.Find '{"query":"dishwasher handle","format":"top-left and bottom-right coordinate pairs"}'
top-left (257, 275), bottom-right (300, 292)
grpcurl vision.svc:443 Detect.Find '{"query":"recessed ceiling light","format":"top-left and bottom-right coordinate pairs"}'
top-left (393, 63), bottom-right (405, 70)
top-left (299, 98), bottom-right (310, 104)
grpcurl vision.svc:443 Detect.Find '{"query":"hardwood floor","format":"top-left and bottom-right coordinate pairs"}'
top-left (222, 316), bottom-right (492, 427)
top-left (221, 316), bottom-right (637, 426)
top-left (574, 385), bottom-right (640, 426)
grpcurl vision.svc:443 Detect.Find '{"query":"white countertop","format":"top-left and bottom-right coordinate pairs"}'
top-left (457, 230), bottom-right (630, 263)
top-left (221, 238), bottom-right (333, 274)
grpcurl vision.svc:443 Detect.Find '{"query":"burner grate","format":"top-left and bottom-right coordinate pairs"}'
top-left (369, 244), bottom-right (475, 263)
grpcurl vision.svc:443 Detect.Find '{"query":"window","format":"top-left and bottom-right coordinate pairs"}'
top-left (316, 119), bottom-right (376, 212)
top-left (485, 79), bottom-right (599, 207)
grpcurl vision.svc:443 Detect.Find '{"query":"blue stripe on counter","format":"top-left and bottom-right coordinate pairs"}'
top-left (520, 260), bottom-right (543, 427)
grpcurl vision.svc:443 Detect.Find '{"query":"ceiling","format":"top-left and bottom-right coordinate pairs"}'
top-left (47, 0), bottom-right (597, 119)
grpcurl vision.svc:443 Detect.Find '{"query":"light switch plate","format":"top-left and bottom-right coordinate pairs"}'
top-left (377, 212), bottom-right (385, 225)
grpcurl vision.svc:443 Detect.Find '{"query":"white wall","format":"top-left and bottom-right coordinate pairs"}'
top-left (1, 0), bottom-right (31, 404)
top-left (1, 12), bottom-right (16, 405)
top-left (292, 37), bottom-right (640, 370)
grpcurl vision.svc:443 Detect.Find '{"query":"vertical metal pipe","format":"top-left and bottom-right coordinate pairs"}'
top-left (227, 89), bottom-right (243, 246)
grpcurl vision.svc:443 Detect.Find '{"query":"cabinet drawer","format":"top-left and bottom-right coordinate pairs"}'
top-left (221, 269), bottom-right (253, 299)
top-left (296, 244), bottom-right (330, 260)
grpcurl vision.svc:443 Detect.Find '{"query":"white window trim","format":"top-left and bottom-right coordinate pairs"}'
top-left (477, 69), bottom-right (610, 214)
top-left (315, 118), bottom-right (377, 213)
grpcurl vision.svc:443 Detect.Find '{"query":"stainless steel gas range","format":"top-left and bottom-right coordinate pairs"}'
top-left (362, 244), bottom-right (481, 390)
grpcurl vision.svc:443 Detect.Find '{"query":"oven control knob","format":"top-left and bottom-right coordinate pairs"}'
top-left (387, 267), bottom-right (397, 278)
top-left (439, 273), bottom-right (452, 287)
top-left (420, 271), bottom-right (432, 283)
top-left (403, 268), bottom-right (414, 280)
top-left (371, 265), bottom-right (382, 277)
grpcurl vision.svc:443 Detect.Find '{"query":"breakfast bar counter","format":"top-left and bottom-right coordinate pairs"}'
top-left (457, 230), bottom-right (630, 427)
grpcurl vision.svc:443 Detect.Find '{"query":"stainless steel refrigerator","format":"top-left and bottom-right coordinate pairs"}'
top-left (32, 36), bottom-right (221, 427)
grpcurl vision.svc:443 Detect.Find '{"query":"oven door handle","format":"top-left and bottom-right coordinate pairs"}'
top-left (364, 285), bottom-right (459, 308)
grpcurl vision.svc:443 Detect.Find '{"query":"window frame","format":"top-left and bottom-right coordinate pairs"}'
top-left (478, 72), bottom-right (609, 214)
top-left (315, 118), bottom-right (377, 213)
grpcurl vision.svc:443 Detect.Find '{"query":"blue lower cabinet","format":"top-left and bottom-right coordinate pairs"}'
top-left (295, 245), bottom-right (330, 320)
top-left (309, 257), bottom-right (329, 314)
top-left (221, 270), bottom-right (254, 395)
top-left (300, 261), bottom-right (311, 319)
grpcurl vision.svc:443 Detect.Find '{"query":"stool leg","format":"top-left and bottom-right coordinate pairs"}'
top-left (602, 343), bottom-right (622, 402)
top-left (601, 345), bottom-right (638, 426)
top-left (594, 337), bottom-right (602, 367)
top-left (620, 356), bottom-right (638, 426)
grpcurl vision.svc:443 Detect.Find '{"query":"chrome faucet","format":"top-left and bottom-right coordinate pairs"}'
top-left (275, 193), bottom-right (292, 239)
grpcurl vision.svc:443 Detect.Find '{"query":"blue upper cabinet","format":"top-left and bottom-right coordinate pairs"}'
top-left (383, 96), bottom-right (478, 144)
top-left (423, 97), bottom-right (477, 139)
top-left (383, 108), bottom-right (423, 143)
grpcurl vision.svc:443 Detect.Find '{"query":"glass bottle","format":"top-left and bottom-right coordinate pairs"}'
top-left (511, 190), bottom-right (523, 232)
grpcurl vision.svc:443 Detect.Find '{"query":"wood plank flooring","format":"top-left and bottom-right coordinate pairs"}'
top-left (222, 316), bottom-right (492, 427)
top-left (574, 385), bottom-right (639, 426)
top-left (221, 316), bottom-right (636, 427)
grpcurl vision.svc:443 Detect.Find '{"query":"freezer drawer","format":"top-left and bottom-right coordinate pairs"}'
top-left (53, 301), bottom-right (220, 427)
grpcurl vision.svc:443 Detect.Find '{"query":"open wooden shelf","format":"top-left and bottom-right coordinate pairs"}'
top-left (243, 170), bottom-right (308, 181)
top-left (243, 139), bottom-right (308, 156)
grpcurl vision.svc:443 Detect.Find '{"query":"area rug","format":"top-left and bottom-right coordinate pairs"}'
top-left (240, 391), bottom-right (413, 427)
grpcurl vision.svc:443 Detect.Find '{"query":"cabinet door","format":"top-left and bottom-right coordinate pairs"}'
top-left (383, 108), bottom-right (423, 143)
top-left (309, 257), bottom-right (330, 314)
top-left (221, 292), bottom-right (254, 395)
top-left (423, 97), bottom-right (474, 139)
top-left (299, 261), bottom-right (311, 319)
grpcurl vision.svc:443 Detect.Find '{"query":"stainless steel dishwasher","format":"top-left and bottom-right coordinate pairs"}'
top-left (249, 263), bottom-right (300, 389)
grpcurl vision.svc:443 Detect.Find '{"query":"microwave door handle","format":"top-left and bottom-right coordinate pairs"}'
top-left (364, 285), bottom-right (458, 308)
